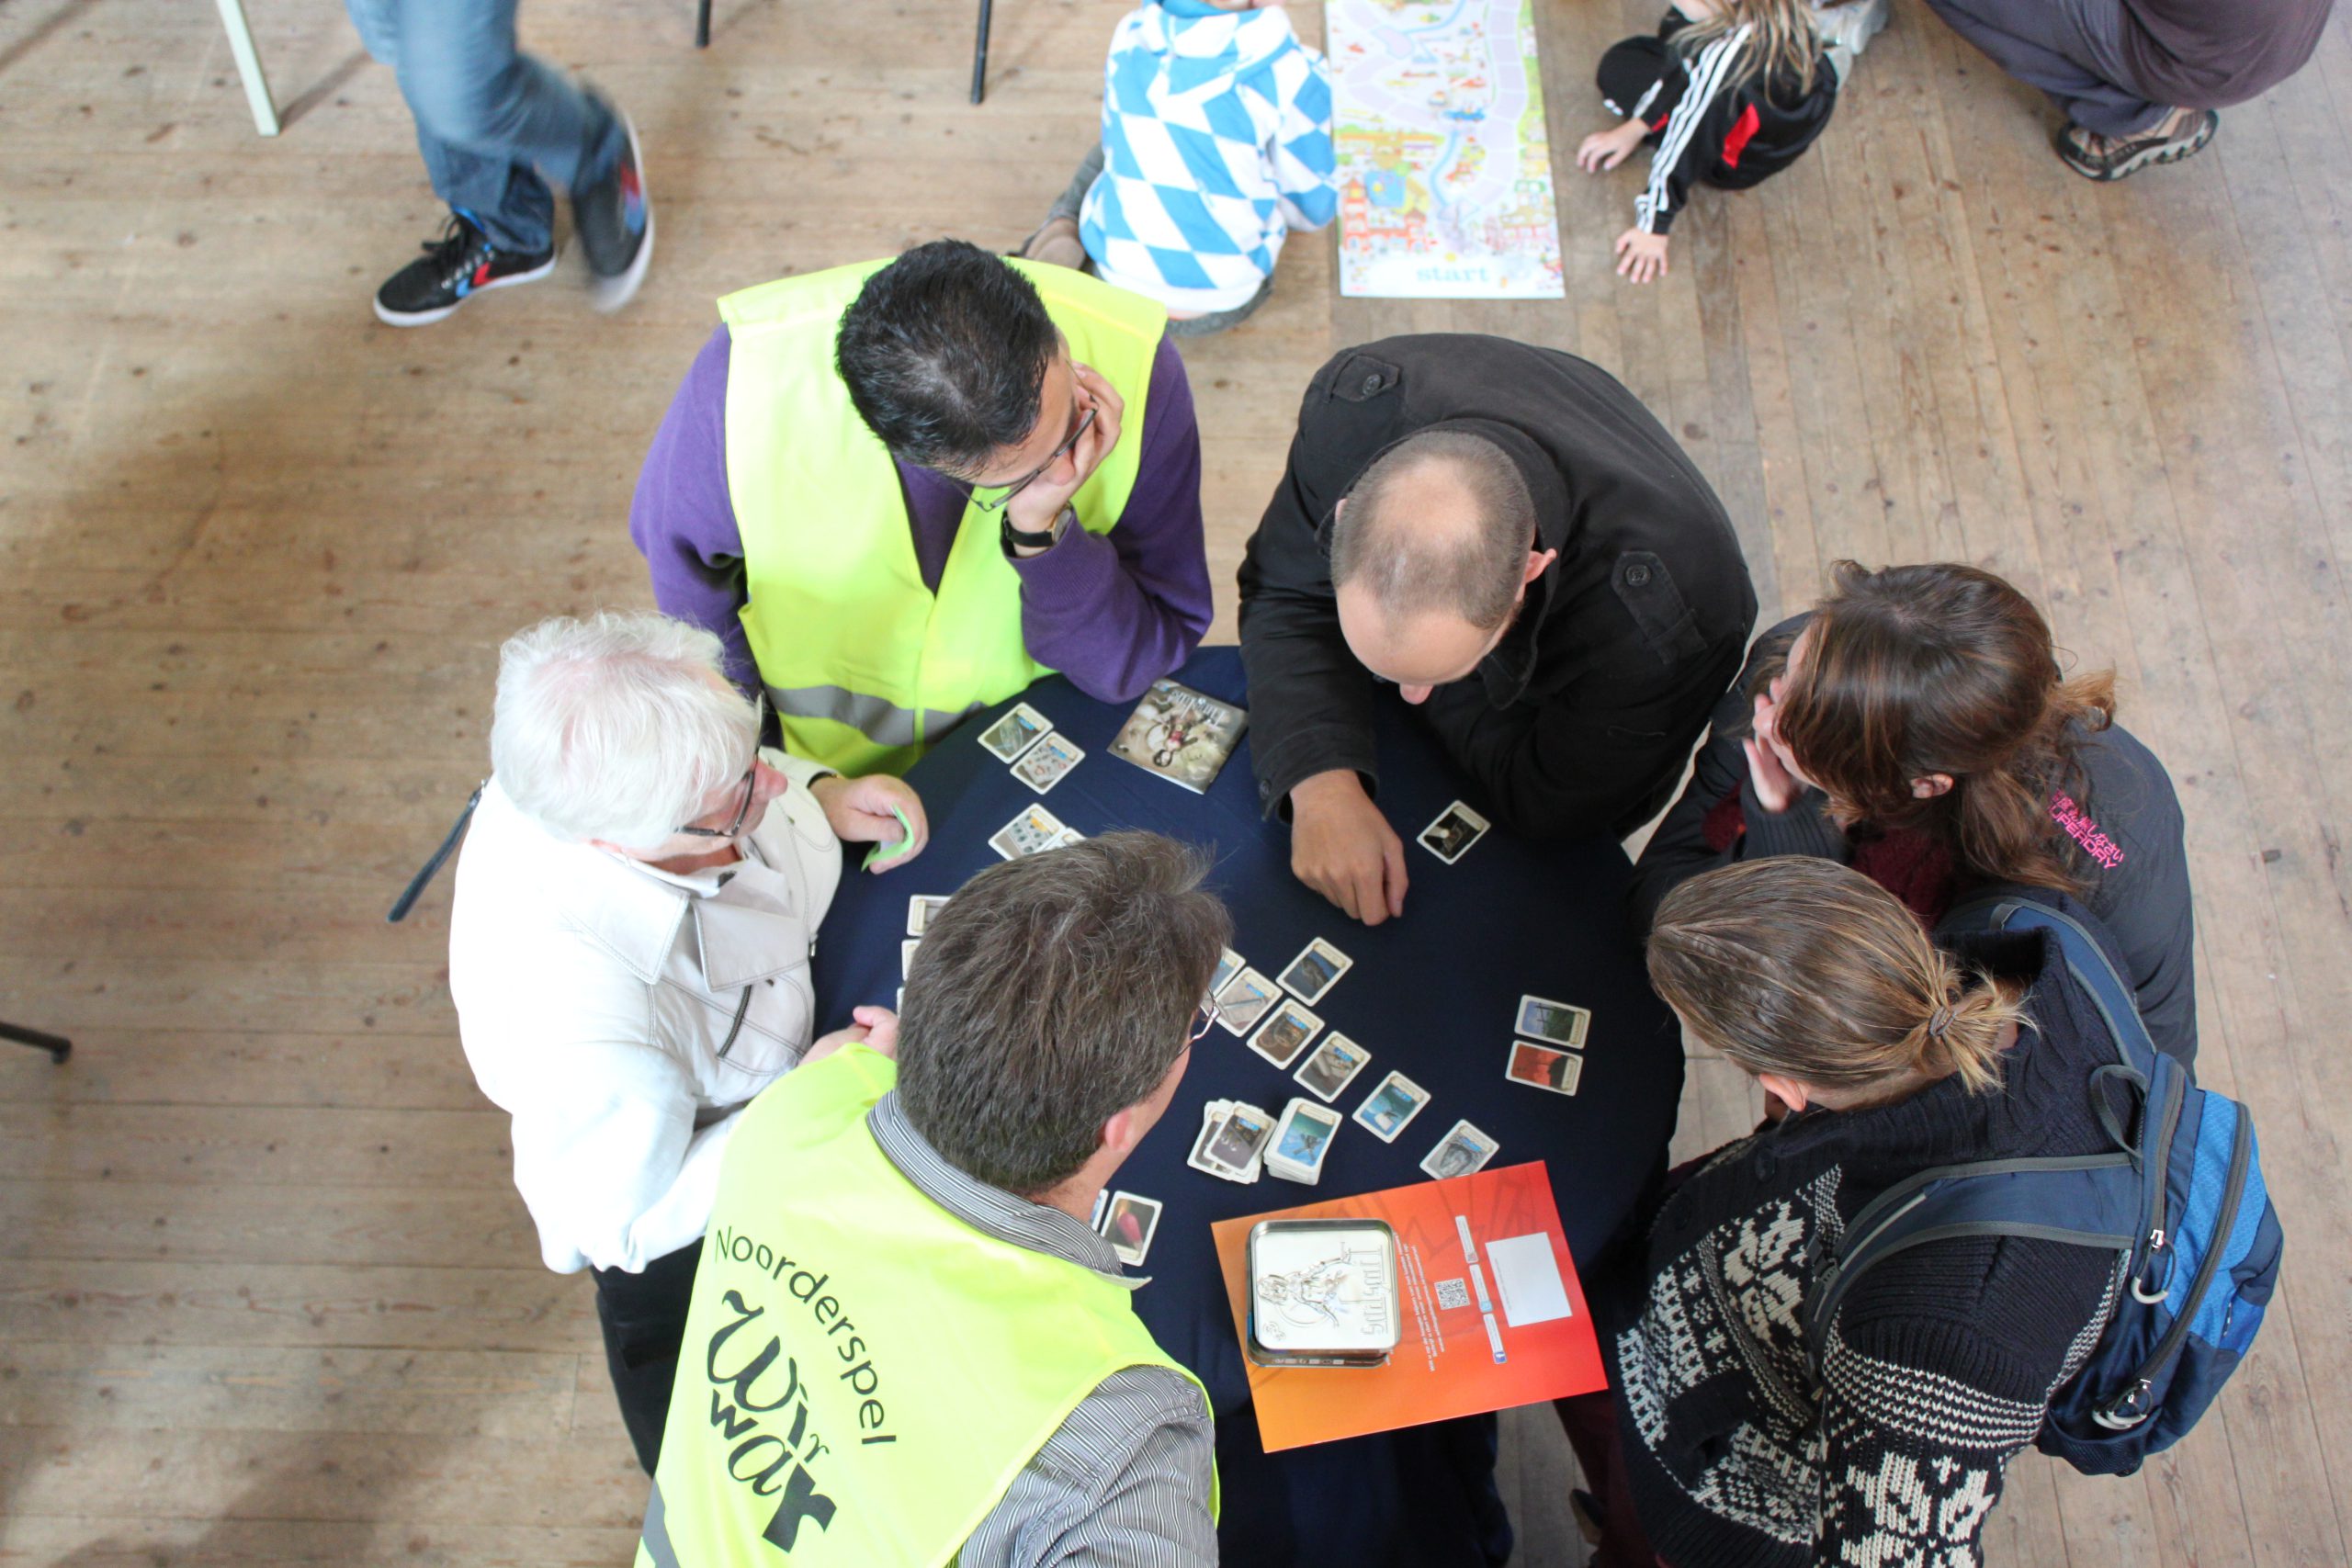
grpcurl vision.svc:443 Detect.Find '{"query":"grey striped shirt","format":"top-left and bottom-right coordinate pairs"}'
top-left (867, 1093), bottom-right (1219, 1568)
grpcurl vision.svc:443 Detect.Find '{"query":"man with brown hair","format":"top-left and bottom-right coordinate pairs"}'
top-left (1238, 333), bottom-right (1756, 927)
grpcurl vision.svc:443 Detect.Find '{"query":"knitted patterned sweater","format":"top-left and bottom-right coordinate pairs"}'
top-left (1601, 921), bottom-right (2124, 1567)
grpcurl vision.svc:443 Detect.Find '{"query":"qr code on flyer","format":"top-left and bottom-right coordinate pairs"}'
top-left (1434, 1278), bottom-right (1472, 1310)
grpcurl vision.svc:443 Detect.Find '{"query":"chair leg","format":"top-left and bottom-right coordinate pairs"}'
top-left (0, 1021), bottom-right (72, 1064)
top-left (695, 0), bottom-right (712, 49)
top-left (970, 0), bottom-right (993, 105)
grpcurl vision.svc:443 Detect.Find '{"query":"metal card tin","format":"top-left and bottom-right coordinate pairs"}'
top-left (1245, 1218), bottom-right (1401, 1368)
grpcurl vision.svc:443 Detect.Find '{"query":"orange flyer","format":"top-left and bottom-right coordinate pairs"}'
top-left (1211, 1161), bottom-right (1608, 1450)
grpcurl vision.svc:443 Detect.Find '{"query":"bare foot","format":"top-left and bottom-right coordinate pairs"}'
top-left (1022, 215), bottom-right (1087, 271)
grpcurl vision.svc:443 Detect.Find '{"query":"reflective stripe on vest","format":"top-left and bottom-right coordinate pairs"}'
top-left (634, 1045), bottom-right (1212, 1566)
top-left (719, 259), bottom-right (1167, 777)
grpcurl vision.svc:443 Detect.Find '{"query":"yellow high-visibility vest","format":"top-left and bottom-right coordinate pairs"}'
top-left (635, 1044), bottom-right (1214, 1567)
top-left (719, 260), bottom-right (1164, 775)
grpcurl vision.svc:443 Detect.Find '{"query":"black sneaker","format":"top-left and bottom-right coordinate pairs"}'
top-left (573, 103), bottom-right (653, 312)
top-left (372, 212), bottom-right (556, 327)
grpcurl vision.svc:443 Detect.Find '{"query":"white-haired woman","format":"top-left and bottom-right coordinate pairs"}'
top-left (447, 611), bottom-right (928, 1472)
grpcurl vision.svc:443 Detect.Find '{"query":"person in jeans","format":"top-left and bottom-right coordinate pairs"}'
top-left (1924, 0), bottom-right (2335, 180)
top-left (1564, 857), bottom-right (2124, 1565)
top-left (447, 611), bottom-right (928, 1470)
top-left (345, 0), bottom-right (654, 325)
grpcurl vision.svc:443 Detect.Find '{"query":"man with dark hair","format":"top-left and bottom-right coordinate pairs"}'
top-left (636, 832), bottom-right (1229, 1568)
top-left (1238, 333), bottom-right (1756, 925)
top-left (631, 240), bottom-right (1212, 777)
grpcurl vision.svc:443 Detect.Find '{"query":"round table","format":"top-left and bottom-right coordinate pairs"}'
top-left (813, 647), bottom-right (1680, 1566)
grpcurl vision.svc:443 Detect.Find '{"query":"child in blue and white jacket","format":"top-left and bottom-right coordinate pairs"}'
top-left (1023, 0), bottom-right (1337, 335)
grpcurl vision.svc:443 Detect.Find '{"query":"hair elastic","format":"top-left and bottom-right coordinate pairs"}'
top-left (1925, 1005), bottom-right (1955, 1040)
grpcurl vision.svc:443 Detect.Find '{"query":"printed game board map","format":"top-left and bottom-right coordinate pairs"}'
top-left (1327, 0), bottom-right (1566, 299)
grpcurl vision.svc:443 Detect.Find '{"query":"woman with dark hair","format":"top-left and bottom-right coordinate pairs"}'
top-left (1563, 857), bottom-right (2127, 1567)
top-left (1628, 560), bottom-right (2197, 1062)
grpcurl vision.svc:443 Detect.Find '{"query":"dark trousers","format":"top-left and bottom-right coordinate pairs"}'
top-left (1924, 0), bottom-right (2168, 136)
top-left (593, 1241), bottom-right (702, 1473)
top-left (1555, 1393), bottom-right (1671, 1568)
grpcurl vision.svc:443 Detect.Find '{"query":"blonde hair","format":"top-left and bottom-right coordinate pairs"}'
top-left (1676, 0), bottom-right (1826, 99)
top-left (1646, 859), bottom-right (2023, 1098)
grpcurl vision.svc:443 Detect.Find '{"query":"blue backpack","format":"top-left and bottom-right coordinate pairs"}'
top-left (1798, 895), bottom-right (2283, 1475)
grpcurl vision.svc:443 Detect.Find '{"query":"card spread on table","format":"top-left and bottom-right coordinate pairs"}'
top-left (1295, 1032), bottom-right (1372, 1102)
top-left (1418, 800), bottom-right (1491, 863)
top-left (1420, 1118), bottom-right (1499, 1180)
top-left (1106, 679), bottom-right (1248, 794)
top-left (1214, 966), bottom-right (1281, 1035)
top-left (1099, 1190), bottom-right (1163, 1267)
top-left (1506, 1041), bottom-right (1584, 1096)
top-left (1515, 995), bottom-right (1591, 1049)
top-left (1277, 937), bottom-right (1352, 1005)
top-left (1212, 946), bottom-right (1245, 998)
top-left (978, 703), bottom-right (1053, 762)
top-left (988, 805), bottom-right (1069, 860)
top-left (906, 895), bottom-right (951, 937)
top-left (1247, 997), bottom-right (1323, 1069)
top-left (1353, 1069), bottom-right (1431, 1143)
top-left (1012, 732), bottom-right (1084, 794)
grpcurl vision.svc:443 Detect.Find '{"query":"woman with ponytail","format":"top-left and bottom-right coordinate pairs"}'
top-left (1629, 559), bottom-right (2198, 1064)
top-left (1561, 858), bottom-right (2127, 1567)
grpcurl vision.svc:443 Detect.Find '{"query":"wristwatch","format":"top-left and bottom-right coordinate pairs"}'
top-left (1003, 503), bottom-right (1075, 557)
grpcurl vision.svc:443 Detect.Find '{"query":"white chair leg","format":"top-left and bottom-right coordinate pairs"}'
top-left (213, 0), bottom-right (281, 137)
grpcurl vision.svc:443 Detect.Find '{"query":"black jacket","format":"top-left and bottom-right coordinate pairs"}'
top-left (1236, 335), bottom-right (1757, 838)
top-left (1628, 614), bottom-right (2200, 1063)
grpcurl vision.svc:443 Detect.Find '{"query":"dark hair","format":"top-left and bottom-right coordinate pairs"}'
top-left (1331, 429), bottom-right (1536, 630)
top-left (833, 240), bottom-right (1060, 476)
top-left (1648, 858), bottom-right (2022, 1098)
top-left (895, 831), bottom-right (1231, 1195)
top-left (1764, 561), bottom-right (2117, 895)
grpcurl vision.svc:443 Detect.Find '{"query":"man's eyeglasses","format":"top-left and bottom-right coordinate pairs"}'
top-left (959, 404), bottom-right (1097, 514)
top-left (1191, 996), bottom-right (1223, 1043)
top-left (676, 694), bottom-right (768, 840)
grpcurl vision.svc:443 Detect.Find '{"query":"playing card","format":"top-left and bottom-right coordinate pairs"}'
top-left (1248, 998), bottom-right (1323, 1069)
top-left (1106, 679), bottom-right (1248, 794)
top-left (1295, 1032), bottom-right (1372, 1102)
top-left (1418, 800), bottom-right (1492, 863)
top-left (988, 805), bottom-right (1068, 860)
top-left (1506, 1040), bottom-right (1584, 1096)
top-left (900, 938), bottom-right (922, 978)
top-left (906, 895), bottom-right (951, 937)
top-left (1205, 1102), bottom-right (1275, 1174)
top-left (1013, 733), bottom-right (1084, 795)
top-left (1214, 966), bottom-right (1281, 1035)
top-left (1212, 946), bottom-right (1245, 997)
top-left (1352, 1070), bottom-right (1431, 1144)
top-left (1515, 994), bottom-right (1592, 1049)
top-left (1419, 1119), bottom-right (1500, 1179)
top-left (1277, 937), bottom-right (1353, 1005)
top-left (978, 703), bottom-right (1053, 762)
top-left (1267, 1098), bottom-right (1343, 1184)
top-left (1099, 1190), bottom-right (1163, 1267)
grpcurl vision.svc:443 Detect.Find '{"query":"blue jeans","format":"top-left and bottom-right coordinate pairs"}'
top-left (345, 0), bottom-right (625, 254)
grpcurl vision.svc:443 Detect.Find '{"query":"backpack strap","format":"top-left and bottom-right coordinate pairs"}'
top-left (387, 781), bottom-right (486, 923)
top-left (1943, 895), bottom-right (2157, 1077)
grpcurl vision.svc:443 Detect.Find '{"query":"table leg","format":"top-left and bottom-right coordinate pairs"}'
top-left (970, 0), bottom-right (992, 106)
top-left (212, 0), bottom-right (281, 137)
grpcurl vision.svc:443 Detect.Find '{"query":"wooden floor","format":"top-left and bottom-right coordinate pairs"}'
top-left (4, 0), bottom-right (2350, 1560)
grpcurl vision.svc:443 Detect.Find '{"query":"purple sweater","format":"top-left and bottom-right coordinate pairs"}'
top-left (630, 327), bottom-right (1213, 708)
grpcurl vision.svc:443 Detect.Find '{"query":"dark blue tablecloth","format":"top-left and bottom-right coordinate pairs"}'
top-left (813, 648), bottom-right (1680, 1566)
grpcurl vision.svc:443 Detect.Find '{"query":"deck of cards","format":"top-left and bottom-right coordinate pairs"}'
top-left (1265, 1097), bottom-right (1343, 1184)
top-left (1190, 1100), bottom-right (1276, 1183)
top-left (1419, 799), bottom-right (1491, 863)
top-left (1106, 679), bottom-right (1247, 794)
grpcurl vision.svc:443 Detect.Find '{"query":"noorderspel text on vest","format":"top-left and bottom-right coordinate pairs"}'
top-left (704, 1224), bottom-right (900, 1552)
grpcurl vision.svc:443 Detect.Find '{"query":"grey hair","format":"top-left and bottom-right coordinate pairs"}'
top-left (897, 832), bottom-right (1233, 1196)
top-left (1330, 429), bottom-right (1537, 631)
top-left (489, 611), bottom-right (757, 850)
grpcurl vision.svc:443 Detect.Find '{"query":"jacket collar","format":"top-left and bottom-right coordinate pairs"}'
top-left (1313, 416), bottom-right (1572, 709)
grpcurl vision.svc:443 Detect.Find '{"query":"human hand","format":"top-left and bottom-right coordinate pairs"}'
top-left (1577, 120), bottom-right (1644, 173)
top-left (1742, 677), bottom-right (1813, 813)
top-left (809, 773), bottom-right (929, 871)
top-left (1288, 769), bottom-right (1408, 926)
top-left (1004, 363), bottom-right (1125, 537)
top-left (1613, 227), bottom-right (1670, 284)
top-left (805, 1004), bottom-right (899, 1065)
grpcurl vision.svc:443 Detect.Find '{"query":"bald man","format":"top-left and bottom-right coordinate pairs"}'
top-left (1238, 334), bottom-right (1755, 925)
